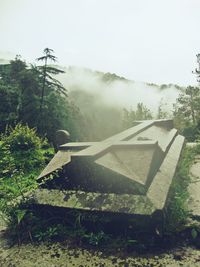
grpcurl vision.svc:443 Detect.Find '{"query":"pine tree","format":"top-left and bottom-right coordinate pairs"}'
top-left (36, 48), bottom-right (66, 112)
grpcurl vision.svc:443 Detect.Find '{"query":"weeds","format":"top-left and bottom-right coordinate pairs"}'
top-left (0, 124), bottom-right (54, 243)
top-left (165, 145), bottom-right (200, 232)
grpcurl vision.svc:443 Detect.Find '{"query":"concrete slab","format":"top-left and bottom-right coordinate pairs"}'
top-left (34, 135), bottom-right (184, 217)
top-left (36, 120), bottom-right (185, 220)
top-left (33, 189), bottom-right (155, 215)
top-left (129, 126), bottom-right (177, 153)
top-left (38, 151), bottom-right (71, 179)
top-left (95, 144), bottom-right (157, 185)
top-left (60, 142), bottom-right (98, 150)
top-left (73, 120), bottom-right (155, 158)
top-left (147, 135), bottom-right (185, 210)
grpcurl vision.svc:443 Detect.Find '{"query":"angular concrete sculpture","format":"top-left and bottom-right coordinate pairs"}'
top-left (34, 120), bottom-right (185, 222)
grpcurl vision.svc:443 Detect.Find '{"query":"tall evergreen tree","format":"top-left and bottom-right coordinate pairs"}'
top-left (0, 53), bottom-right (87, 142)
top-left (36, 48), bottom-right (66, 112)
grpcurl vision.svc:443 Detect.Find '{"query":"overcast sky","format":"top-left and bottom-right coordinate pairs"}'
top-left (0, 0), bottom-right (200, 85)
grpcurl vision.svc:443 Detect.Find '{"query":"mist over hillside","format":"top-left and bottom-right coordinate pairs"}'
top-left (58, 66), bottom-right (182, 117)
top-left (0, 55), bottom-right (183, 140)
top-left (0, 53), bottom-right (182, 116)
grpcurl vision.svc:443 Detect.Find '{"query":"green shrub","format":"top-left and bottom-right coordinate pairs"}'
top-left (83, 231), bottom-right (109, 246)
top-left (0, 124), bottom-right (52, 176)
top-left (4, 123), bottom-right (43, 151)
top-left (0, 123), bottom-right (54, 236)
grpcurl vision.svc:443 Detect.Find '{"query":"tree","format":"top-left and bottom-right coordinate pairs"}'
top-left (173, 86), bottom-right (200, 141)
top-left (193, 53), bottom-right (200, 84)
top-left (36, 48), bottom-right (66, 112)
top-left (174, 86), bottom-right (200, 124)
top-left (122, 103), bottom-right (153, 128)
top-left (0, 81), bottom-right (19, 131)
top-left (135, 103), bottom-right (153, 120)
top-left (0, 53), bottom-right (88, 142)
top-left (157, 99), bottom-right (170, 119)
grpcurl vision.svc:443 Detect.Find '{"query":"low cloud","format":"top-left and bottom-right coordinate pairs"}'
top-left (58, 66), bottom-right (180, 116)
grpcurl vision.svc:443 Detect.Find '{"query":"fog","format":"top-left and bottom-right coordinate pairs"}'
top-left (58, 66), bottom-right (181, 116)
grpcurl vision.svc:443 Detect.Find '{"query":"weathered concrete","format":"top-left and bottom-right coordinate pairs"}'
top-left (60, 142), bottom-right (98, 150)
top-left (35, 120), bottom-right (185, 221)
top-left (95, 142), bottom-right (158, 186)
top-left (147, 135), bottom-right (185, 210)
top-left (129, 126), bottom-right (177, 152)
top-left (34, 189), bottom-right (155, 215)
top-left (38, 151), bottom-right (71, 179)
top-left (34, 133), bottom-right (184, 215)
top-left (38, 120), bottom-right (179, 191)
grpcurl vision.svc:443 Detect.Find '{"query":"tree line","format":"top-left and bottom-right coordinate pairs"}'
top-left (0, 48), bottom-right (200, 143)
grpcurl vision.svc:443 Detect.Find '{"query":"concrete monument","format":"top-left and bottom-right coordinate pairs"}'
top-left (33, 120), bottom-right (185, 224)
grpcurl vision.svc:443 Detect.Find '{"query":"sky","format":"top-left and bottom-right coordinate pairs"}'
top-left (0, 0), bottom-right (200, 85)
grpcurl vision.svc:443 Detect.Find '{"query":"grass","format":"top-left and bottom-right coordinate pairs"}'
top-left (165, 144), bottom-right (200, 232)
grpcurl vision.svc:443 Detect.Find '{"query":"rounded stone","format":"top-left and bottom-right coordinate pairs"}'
top-left (55, 130), bottom-right (70, 147)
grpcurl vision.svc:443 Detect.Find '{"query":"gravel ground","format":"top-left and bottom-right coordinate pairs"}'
top-left (1, 229), bottom-right (200, 267)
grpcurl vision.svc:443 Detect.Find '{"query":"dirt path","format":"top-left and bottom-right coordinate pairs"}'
top-left (1, 229), bottom-right (200, 267)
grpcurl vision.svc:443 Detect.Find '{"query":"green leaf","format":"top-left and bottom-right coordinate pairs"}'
top-left (16, 209), bottom-right (27, 224)
top-left (191, 228), bottom-right (198, 239)
top-left (127, 239), bottom-right (138, 244)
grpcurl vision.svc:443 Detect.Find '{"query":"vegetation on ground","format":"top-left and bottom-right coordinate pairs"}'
top-left (0, 123), bottom-right (53, 243)
top-left (166, 145), bottom-right (200, 232)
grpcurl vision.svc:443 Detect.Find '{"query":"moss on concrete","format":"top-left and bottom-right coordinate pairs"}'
top-left (33, 189), bottom-right (155, 215)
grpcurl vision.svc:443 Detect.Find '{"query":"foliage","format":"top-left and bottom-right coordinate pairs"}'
top-left (99, 71), bottom-right (126, 82)
top-left (165, 145), bottom-right (200, 232)
top-left (4, 124), bottom-right (43, 151)
top-left (82, 231), bottom-right (109, 246)
top-left (0, 80), bottom-right (20, 131)
top-left (157, 100), bottom-right (170, 119)
top-left (173, 86), bottom-right (200, 141)
top-left (0, 51), bottom-right (86, 142)
top-left (122, 103), bottom-right (153, 128)
top-left (30, 217), bottom-right (109, 245)
top-left (181, 124), bottom-right (200, 142)
top-left (36, 48), bottom-right (66, 113)
top-left (0, 124), bottom-right (53, 235)
top-left (33, 225), bottom-right (64, 242)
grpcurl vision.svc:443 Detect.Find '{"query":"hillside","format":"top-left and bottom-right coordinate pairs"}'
top-left (0, 59), bottom-right (183, 140)
top-left (58, 66), bottom-right (182, 113)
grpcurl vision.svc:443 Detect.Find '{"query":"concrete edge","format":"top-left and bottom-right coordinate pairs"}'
top-left (33, 189), bottom-right (156, 216)
top-left (147, 135), bottom-right (185, 210)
